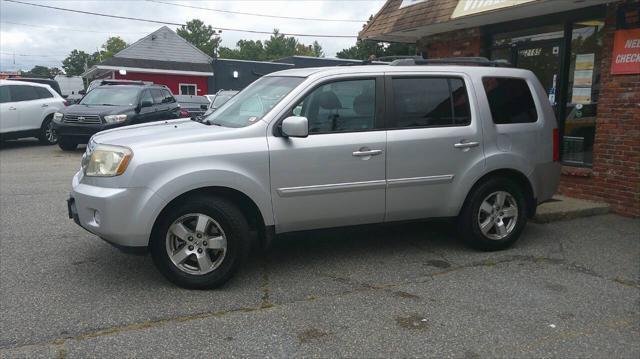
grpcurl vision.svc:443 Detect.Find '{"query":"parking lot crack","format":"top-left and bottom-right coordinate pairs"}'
top-left (260, 255), bottom-right (273, 309)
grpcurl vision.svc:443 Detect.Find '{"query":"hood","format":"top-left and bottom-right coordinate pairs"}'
top-left (64, 104), bottom-right (134, 116)
top-left (92, 119), bottom-right (234, 148)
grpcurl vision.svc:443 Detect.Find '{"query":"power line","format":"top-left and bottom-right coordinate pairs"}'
top-left (1, 20), bottom-right (152, 35)
top-left (0, 52), bottom-right (65, 59)
top-left (146, 0), bottom-right (367, 23)
top-left (5, 0), bottom-right (359, 38)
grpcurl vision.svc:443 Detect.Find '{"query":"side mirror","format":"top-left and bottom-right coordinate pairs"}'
top-left (141, 99), bottom-right (153, 108)
top-left (281, 116), bottom-right (308, 138)
top-left (78, 89), bottom-right (86, 96)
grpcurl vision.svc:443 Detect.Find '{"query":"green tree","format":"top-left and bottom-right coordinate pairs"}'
top-left (219, 40), bottom-right (266, 61)
top-left (336, 40), bottom-right (415, 60)
top-left (24, 65), bottom-right (52, 78)
top-left (311, 41), bottom-right (324, 57)
top-left (218, 30), bottom-right (324, 61)
top-left (177, 19), bottom-right (221, 56)
top-left (264, 29), bottom-right (298, 59)
top-left (62, 50), bottom-right (96, 76)
top-left (49, 67), bottom-right (63, 76)
top-left (336, 39), bottom-right (384, 60)
top-left (100, 36), bottom-right (127, 59)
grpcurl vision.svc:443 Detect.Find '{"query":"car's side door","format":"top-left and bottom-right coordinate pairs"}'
top-left (150, 89), bottom-right (169, 121)
top-left (162, 89), bottom-right (180, 119)
top-left (11, 85), bottom-right (43, 132)
top-left (268, 76), bottom-right (387, 233)
top-left (0, 85), bottom-right (18, 133)
top-left (136, 89), bottom-right (156, 123)
top-left (384, 74), bottom-right (485, 221)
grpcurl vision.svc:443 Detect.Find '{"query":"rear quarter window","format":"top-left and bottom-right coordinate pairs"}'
top-left (34, 87), bottom-right (53, 99)
top-left (482, 77), bottom-right (537, 124)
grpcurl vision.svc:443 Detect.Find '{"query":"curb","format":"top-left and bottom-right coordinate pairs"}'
top-left (533, 195), bottom-right (610, 223)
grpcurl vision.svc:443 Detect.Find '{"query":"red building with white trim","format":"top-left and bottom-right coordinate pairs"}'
top-left (82, 26), bottom-right (213, 95)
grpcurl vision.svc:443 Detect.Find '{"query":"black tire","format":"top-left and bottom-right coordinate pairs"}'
top-left (457, 177), bottom-right (528, 251)
top-left (57, 137), bottom-right (77, 151)
top-left (38, 116), bottom-right (58, 145)
top-left (150, 194), bottom-right (251, 289)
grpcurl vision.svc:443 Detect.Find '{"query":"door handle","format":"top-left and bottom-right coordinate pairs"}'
top-left (353, 149), bottom-right (382, 157)
top-left (41, 104), bottom-right (48, 108)
top-left (454, 141), bottom-right (480, 149)
top-left (8, 106), bottom-right (17, 110)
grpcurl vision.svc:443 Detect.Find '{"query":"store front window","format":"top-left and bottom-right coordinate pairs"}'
top-left (489, 19), bottom-right (605, 167)
top-left (564, 20), bottom-right (605, 166)
top-left (490, 25), bottom-right (564, 112)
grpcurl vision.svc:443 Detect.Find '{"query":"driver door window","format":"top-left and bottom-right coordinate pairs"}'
top-left (295, 79), bottom-right (376, 133)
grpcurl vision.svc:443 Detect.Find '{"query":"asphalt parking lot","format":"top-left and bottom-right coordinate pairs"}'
top-left (1, 139), bottom-right (639, 358)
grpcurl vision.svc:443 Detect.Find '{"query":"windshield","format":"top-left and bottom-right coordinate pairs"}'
top-left (205, 77), bottom-right (304, 127)
top-left (212, 93), bottom-right (235, 108)
top-left (80, 87), bottom-right (140, 106)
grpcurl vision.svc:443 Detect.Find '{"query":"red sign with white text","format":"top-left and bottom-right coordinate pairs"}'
top-left (611, 29), bottom-right (640, 75)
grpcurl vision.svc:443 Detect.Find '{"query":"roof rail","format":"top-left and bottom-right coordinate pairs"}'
top-left (375, 55), bottom-right (417, 62)
top-left (389, 56), bottom-right (512, 67)
top-left (337, 59), bottom-right (388, 66)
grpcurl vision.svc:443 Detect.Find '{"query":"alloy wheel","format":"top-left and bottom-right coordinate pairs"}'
top-left (165, 213), bottom-right (227, 275)
top-left (477, 191), bottom-right (518, 240)
top-left (45, 121), bottom-right (57, 143)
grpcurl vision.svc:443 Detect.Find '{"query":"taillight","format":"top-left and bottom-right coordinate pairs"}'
top-left (179, 109), bottom-right (190, 118)
top-left (63, 100), bottom-right (69, 107)
top-left (553, 128), bottom-right (559, 162)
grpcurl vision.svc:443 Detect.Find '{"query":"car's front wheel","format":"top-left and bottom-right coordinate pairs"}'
top-left (150, 195), bottom-right (250, 289)
top-left (57, 137), bottom-right (77, 151)
top-left (457, 177), bottom-right (527, 251)
top-left (38, 117), bottom-right (58, 145)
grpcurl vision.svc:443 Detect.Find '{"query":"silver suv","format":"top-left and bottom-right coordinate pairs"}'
top-left (68, 61), bottom-right (560, 289)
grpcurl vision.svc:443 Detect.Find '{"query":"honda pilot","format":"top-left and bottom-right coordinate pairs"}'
top-left (67, 59), bottom-right (561, 289)
top-left (53, 84), bottom-right (180, 150)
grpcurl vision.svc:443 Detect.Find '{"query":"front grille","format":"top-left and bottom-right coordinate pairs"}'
top-left (63, 114), bottom-right (102, 124)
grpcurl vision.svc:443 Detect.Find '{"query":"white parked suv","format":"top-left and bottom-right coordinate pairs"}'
top-left (0, 79), bottom-right (67, 144)
top-left (68, 58), bottom-right (561, 289)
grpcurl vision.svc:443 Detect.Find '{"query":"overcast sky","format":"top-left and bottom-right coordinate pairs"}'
top-left (0, 0), bottom-right (385, 72)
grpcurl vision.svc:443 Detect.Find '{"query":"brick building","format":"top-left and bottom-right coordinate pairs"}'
top-left (361, 0), bottom-right (640, 217)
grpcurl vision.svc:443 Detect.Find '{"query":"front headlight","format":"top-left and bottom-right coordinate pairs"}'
top-left (103, 114), bottom-right (127, 124)
top-left (53, 112), bottom-right (63, 123)
top-left (83, 144), bottom-right (133, 177)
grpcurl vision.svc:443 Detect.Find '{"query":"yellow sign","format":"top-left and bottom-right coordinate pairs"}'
top-left (451, 0), bottom-right (538, 19)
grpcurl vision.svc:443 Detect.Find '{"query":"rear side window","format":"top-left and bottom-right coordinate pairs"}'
top-left (391, 77), bottom-right (471, 128)
top-left (0, 86), bottom-right (10, 103)
top-left (162, 89), bottom-right (175, 103)
top-left (34, 87), bottom-right (53, 99)
top-left (482, 77), bottom-right (537, 124)
top-left (140, 90), bottom-right (153, 104)
top-left (9, 85), bottom-right (38, 102)
top-left (150, 89), bottom-right (164, 104)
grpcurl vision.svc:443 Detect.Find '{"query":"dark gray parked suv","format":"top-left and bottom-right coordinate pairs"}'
top-left (53, 84), bottom-right (180, 150)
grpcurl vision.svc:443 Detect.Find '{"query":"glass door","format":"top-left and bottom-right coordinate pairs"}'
top-left (515, 40), bottom-right (563, 109)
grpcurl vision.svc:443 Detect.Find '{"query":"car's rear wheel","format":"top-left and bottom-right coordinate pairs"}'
top-left (150, 195), bottom-right (250, 289)
top-left (457, 177), bottom-right (527, 251)
top-left (57, 137), bottom-right (77, 151)
top-left (38, 117), bottom-right (58, 145)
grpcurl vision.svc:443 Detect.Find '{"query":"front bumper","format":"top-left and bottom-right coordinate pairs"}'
top-left (54, 122), bottom-right (125, 143)
top-left (69, 171), bottom-right (165, 248)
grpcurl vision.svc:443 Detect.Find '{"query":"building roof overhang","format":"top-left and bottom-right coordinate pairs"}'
top-left (360, 0), bottom-right (615, 43)
top-left (82, 65), bottom-right (213, 78)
